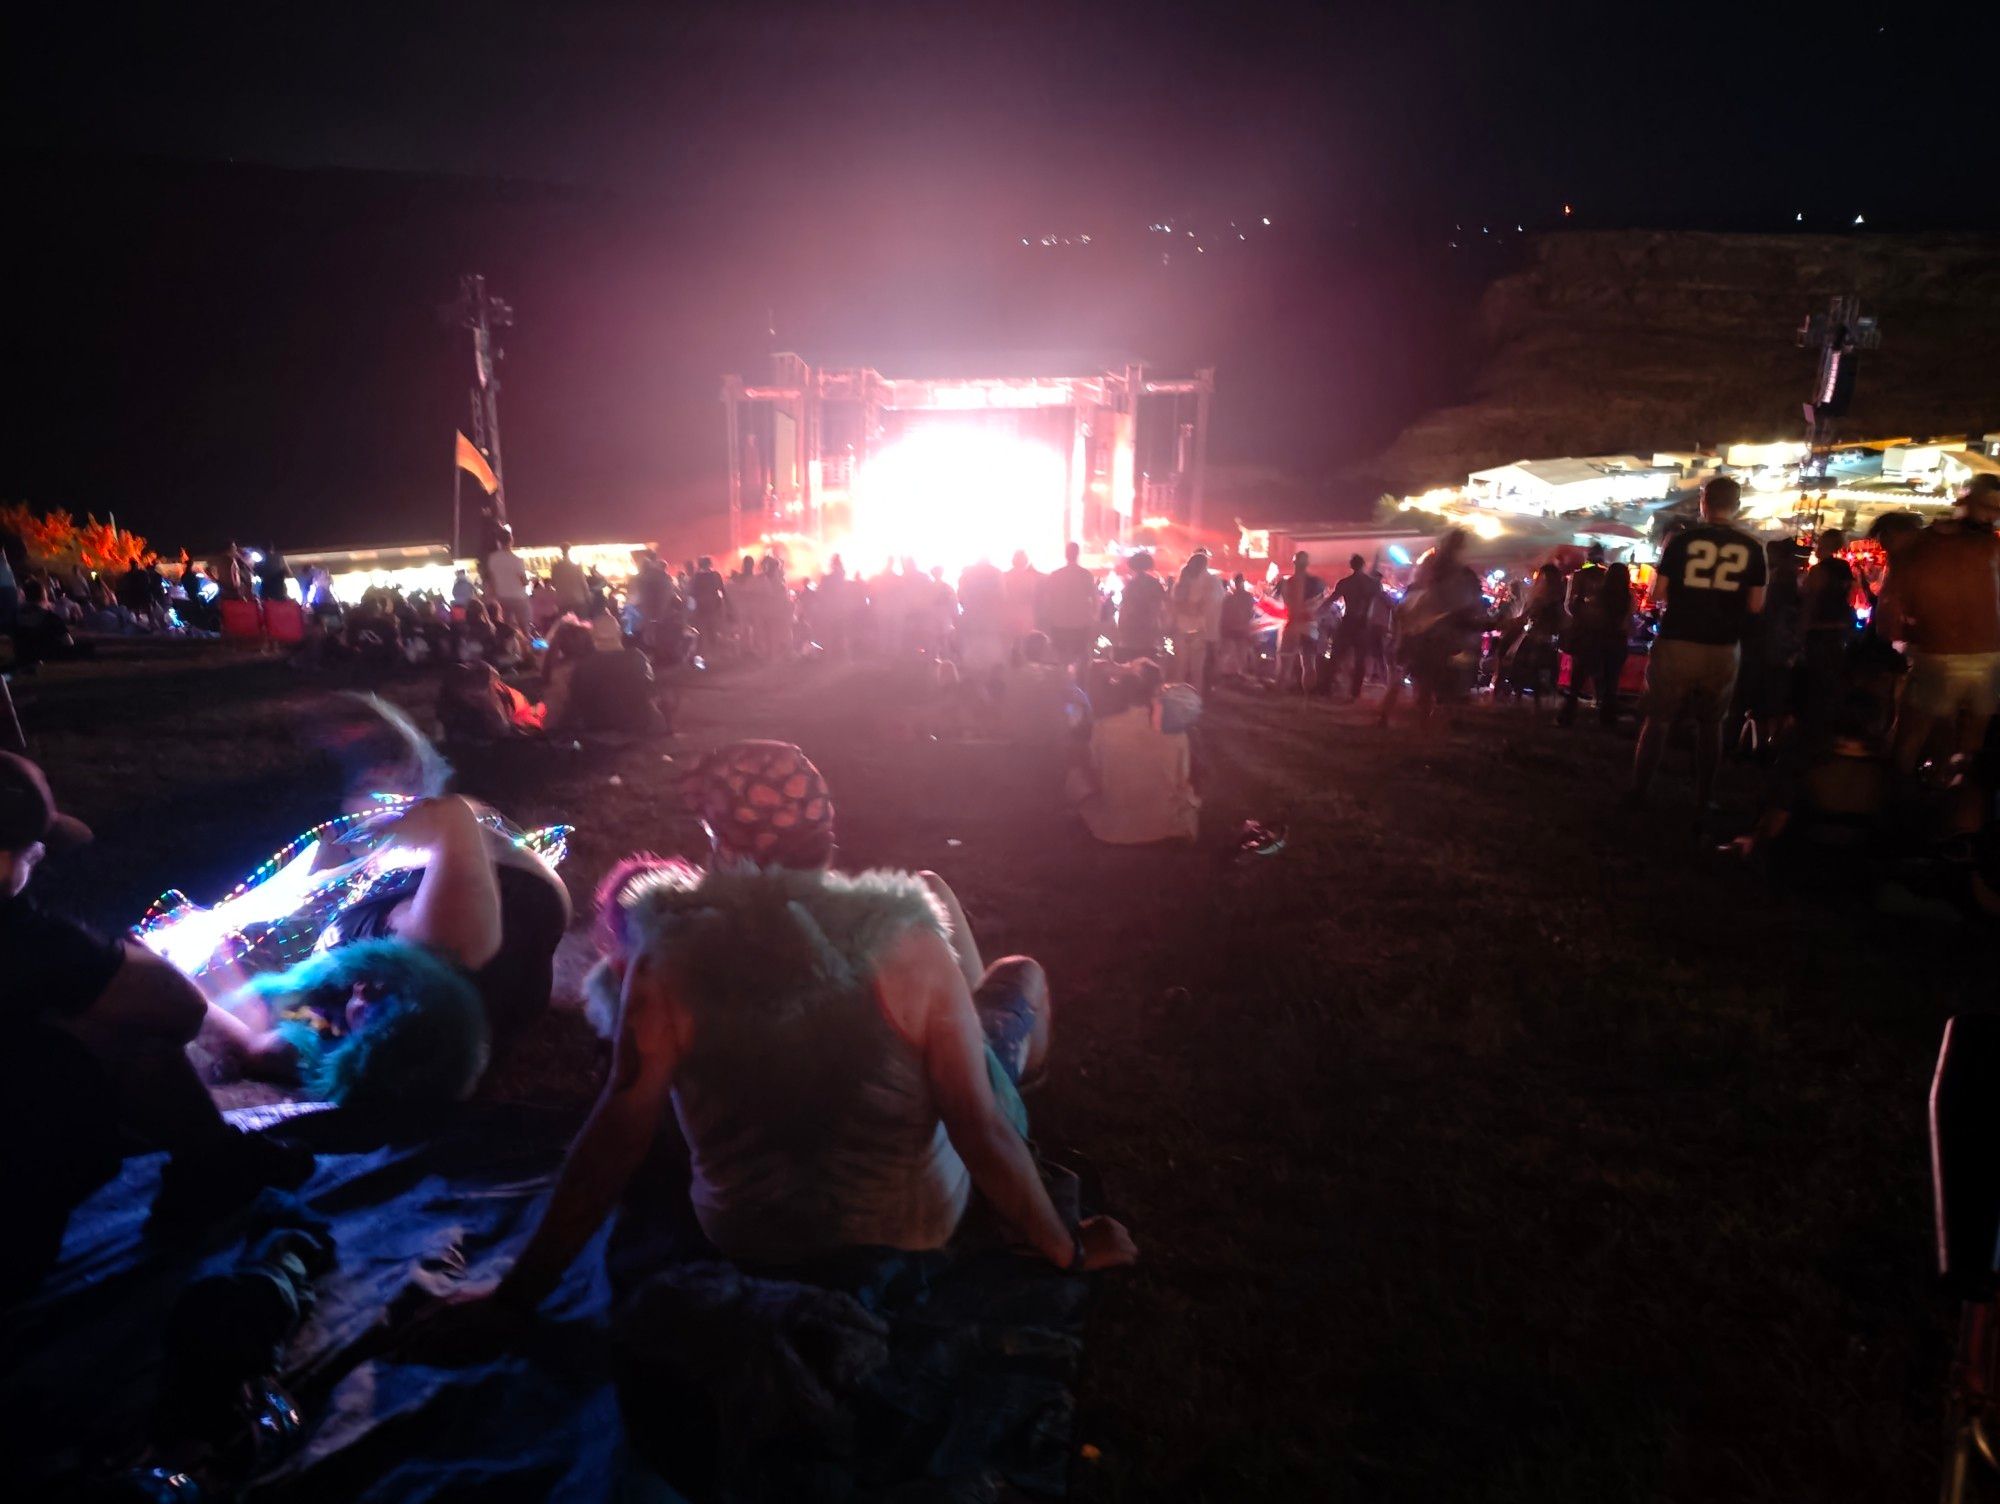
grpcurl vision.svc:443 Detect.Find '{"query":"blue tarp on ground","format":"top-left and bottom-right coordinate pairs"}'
top-left (1, 1105), bottom-right (1090, 1502)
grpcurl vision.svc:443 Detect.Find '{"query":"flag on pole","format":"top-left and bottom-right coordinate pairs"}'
top-left (455, 431), bottom-right (499, 495)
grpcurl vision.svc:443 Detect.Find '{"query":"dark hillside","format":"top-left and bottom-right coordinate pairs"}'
top-left (1373, 231), bottom-right (2000, 493)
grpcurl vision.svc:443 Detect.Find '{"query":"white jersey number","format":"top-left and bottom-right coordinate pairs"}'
top-left (1681, 540), bottom-right (1750, 592)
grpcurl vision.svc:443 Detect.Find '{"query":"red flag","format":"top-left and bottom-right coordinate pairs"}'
top-left (455, 432), bottom-right (499, 495)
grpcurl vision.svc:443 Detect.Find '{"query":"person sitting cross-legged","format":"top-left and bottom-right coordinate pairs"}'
top-left (405, 739), bottom-right (1134, 1341)
top-left (0, 755), bottom-right (312, 1300)
top-left (1074, 658), bottom-right (1201, 844)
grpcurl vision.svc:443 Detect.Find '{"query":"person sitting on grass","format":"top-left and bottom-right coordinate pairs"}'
top-left (9, 578), bottom-right (86, 671)
top-left (1731, 686), bottom-right (1897, 879)
top-left (456, 597), bottom-right (499, 664)
top-left (997, 630), bottom-right (1090, 745)
top-left (406, 739), bottom-right (1135, 1339)
top-left (0, 753), bottom-right (313, 1299)
top-left (538, 620), bottom-right (599, 730)
top-left (1073, 658), bottom-right (1200, 845)
top-left (540, 619), bottom-right (669, 737)
top-left (343, 592), bottom-right (405, 677)
top-left (437, 659), bottom-right (547, 740)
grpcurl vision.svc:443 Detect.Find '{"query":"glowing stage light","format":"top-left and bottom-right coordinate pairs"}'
top-left (844, 425), bottom-right (1068, 571)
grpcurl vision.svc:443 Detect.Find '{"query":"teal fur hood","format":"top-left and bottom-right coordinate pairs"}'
top-left (584, 861), bottom-right (948, 1039)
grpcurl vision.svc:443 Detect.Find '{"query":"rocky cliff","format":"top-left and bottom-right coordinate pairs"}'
top-left (1370, 232), bottom-right (2000, 492)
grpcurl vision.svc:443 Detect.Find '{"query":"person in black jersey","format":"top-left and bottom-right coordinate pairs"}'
top-left (1630, 476), bottom-right (1769, 816)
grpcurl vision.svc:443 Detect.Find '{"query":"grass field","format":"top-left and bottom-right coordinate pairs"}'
top-left (18, 647), bottom-right (1980, 1502)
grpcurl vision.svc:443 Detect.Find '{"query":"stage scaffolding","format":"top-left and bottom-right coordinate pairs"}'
top-left (721, 352), bottom-right (1214, 556)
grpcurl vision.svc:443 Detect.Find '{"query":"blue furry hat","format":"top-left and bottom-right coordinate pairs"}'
top-left (245, 937), bottom-right (490, 1105)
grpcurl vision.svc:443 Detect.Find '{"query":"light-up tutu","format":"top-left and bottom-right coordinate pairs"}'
top-left (133, 794), bottom-right (572, 983)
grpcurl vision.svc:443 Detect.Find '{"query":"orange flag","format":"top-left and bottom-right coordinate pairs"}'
top-left (455, 431), bottom-right (499, 495)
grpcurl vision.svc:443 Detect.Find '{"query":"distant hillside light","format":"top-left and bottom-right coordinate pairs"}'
top-left (1562, 203), bottom-right (1573, 217)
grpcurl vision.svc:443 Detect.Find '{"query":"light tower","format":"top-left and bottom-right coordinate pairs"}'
top-left (1793, 295), bottom-right (1881, 532)
top-left (450, 274), bottom-right (515, 545)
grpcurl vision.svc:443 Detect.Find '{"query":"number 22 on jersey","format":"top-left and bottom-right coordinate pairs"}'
top-left (1681, 539), bottom-right (1749, 591)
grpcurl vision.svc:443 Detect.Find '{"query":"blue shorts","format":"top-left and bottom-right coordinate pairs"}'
top-left (973, 961), bottom-right (1038, 1139)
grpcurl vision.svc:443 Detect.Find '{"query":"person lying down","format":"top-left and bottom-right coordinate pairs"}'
top-left (182, 794), bottom-right (572, 1105)
top-left (135, 701), bottom-right (574, 1107)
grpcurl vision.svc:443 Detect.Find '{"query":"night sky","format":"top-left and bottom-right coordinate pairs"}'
top-left (3, 1), bottom-right (1986, 550)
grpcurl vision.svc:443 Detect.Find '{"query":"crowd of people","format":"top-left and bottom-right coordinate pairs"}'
top-left (12, 474), bottom-right (2000, 1494)
top-left (0, 526), bottom-right (1280, 1321)
top-left (0, 547), bottom-right (168, 671)
top-left (1311, 472), bottom-right (2000, 902)
top-left (1721, 473), bottom-right (2000, 897)
top-left (17, 471), bottom-right (2000, 870)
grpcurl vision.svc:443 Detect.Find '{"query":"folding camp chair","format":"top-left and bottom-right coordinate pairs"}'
top-left (219, 597), bottom-right (265, 647)
top-left (264, 598), bottom-right (306, 646)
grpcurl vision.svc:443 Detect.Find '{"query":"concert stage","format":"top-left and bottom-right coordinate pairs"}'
top-left (721, 352), bottom-right (1214, 567)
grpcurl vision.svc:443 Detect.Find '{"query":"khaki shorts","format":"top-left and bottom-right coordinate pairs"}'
top-left (1639, 638), bottom-right (1740, 724)
top-left (1904, 650), bottom-right (2000, 721)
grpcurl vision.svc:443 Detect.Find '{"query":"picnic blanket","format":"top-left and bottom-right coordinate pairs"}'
top-left (1, 1104), bottom-right (1091, 1502)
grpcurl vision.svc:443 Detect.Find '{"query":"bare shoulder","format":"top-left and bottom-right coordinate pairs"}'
top-left (872, 923), bottom-right (960, 1044)
top-left (877, 921), bottom-right (959, 978)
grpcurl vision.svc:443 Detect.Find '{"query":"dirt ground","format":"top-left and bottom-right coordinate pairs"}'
top-left (18, 645), bottom-right (1981, 1502)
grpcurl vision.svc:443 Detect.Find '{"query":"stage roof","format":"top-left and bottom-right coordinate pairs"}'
top-left (781, 349), bottom-right (1152, 380)
top-left (1470, 456), bottom-right (1672, 490)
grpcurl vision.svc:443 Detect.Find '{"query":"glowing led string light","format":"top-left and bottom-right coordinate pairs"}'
top-left (134, 796), bottom-right (572, 980)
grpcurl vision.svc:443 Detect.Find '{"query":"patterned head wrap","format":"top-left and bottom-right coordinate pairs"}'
top-left (677, 740), bottom-right (835, 869)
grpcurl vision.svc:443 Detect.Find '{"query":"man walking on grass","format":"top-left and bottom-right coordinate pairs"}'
top-left (1629, 476), bottom-right (1767, 818)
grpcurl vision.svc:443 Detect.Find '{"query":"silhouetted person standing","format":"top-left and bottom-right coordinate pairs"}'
top-left (1629, 477), bottom-right (1768, 816)
top-left (1325, 554), bottom-right (1382, 701)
